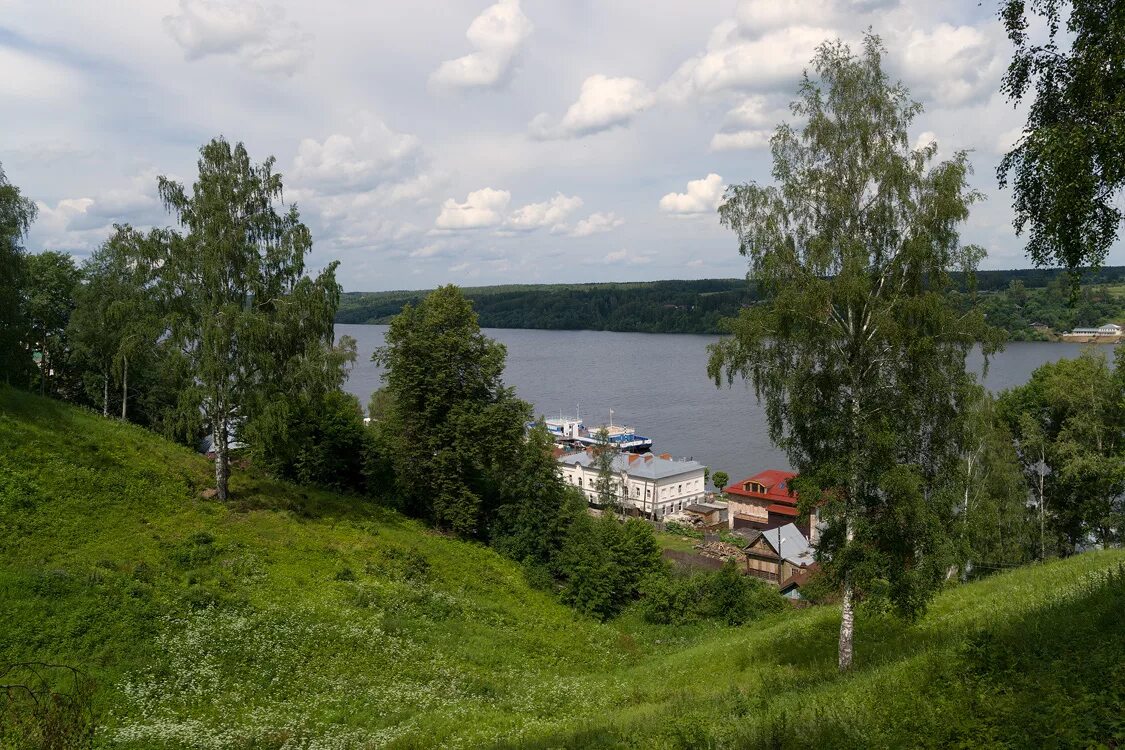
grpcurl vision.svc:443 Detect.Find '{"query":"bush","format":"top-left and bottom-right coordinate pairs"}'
top-left (640, 561), bottom-right (787, 625)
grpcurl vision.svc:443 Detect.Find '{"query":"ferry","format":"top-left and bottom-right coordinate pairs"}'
top-left (536, 410), bottom-right (653, 453)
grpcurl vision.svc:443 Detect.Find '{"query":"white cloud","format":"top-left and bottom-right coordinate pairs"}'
top-left (898, 24), bottom-right (1003, 106)
top-left (994, 126), bottom-right (1024, 155)
top-left (505, 193), bottom-right (583, 231)
top-left (530, 75), bottom-right (655, 140)
top-left (664, 22), bottom-right (837, 99)
top-left (569, 211), bottom-right (624, 237)
top-left (434, 187), bottom-right (511, 230)
top-left (711, 95), bottom-right (783, 151)
top-left (659, 174), bottom-right (725, 215)
top-left (734, 0), bottom-right (836, 34)
top-left (430, 0), bottom-right (532, 89)
top-left (164, 0), bottom-right (312, 75)
top-left (604, 248), bottom-right (651, 264)
top-left (913, 130), bottom-right (938, 152)
top-left (293, 113), bottom-right (421, 194)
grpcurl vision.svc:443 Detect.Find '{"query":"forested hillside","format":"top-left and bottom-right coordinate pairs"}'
top-left (3, 388), bottom-right (1123, 748)
top-left (337, 266), bottom-right (1125, 337)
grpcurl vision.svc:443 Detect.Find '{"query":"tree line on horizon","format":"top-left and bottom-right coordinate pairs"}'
top-left (335, 269), bottom-right (1125, 336)
top-left (1, 2), bottom-right (1123, 674)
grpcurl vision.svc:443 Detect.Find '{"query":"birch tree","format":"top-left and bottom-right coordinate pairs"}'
top-left (708, 36), bottom-right (997, 670)
top-left (157, 137), bottom-right (336, 501)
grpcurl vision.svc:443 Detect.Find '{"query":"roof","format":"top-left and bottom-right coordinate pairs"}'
top-left (756, 523), bottom-right (814, 567)
top-left (557, 451), bottom-right (705, 480)
top-left (684, 503), bottom-right (717, 514)
top-left (725, 469), bottom-right (798, 505)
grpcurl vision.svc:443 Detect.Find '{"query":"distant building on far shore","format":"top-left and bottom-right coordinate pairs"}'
top-left (1064, 323), bottom-right (1122, 338)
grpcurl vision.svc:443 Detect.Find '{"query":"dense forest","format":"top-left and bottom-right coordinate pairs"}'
top-left (337, 266), bottom-right (1125, 338)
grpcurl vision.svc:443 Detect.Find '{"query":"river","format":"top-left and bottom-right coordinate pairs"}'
top-left (337, 324), bottom-right (1116, 480)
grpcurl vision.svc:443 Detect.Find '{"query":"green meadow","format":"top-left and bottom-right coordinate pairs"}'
top-left (2, 387), bottom-right (1122, 748)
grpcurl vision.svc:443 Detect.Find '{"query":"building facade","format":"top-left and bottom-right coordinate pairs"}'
top-left (557, 450), bottom-right (707, 519)
top-left (725, 469), bottom-right (819, 545)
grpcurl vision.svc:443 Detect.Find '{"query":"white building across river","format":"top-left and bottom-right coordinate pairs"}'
top-left (558, 450), bottom-right (707, 519)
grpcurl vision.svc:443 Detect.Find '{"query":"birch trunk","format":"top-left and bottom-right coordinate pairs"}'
top-left (838, 576), bottom-right (855, 670)
top-left (214, 415), bottom-right (229, 501)
top-left (102, 373), bottom-right (109, 418)
top-left (120, 356), bottom-right (128, 420)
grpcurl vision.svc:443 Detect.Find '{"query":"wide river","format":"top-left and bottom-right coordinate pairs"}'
top-left (338, 324), bottom-right (1116, 479)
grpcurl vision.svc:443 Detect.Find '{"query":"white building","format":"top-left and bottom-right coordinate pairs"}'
top-left (557, 451), bottom-right (707, 519)
top-left (1067, 323), bottom-right (1123, 337)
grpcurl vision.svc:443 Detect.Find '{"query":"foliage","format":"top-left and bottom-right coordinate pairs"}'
top-left (711, 470), bottom-right (729, 493)
top-left (999, 0), bottom-right (1125, 272)
top-left (67, 225), bottom-right (169, 423)
top-left (639, 560), bottom-right (787, 625)
top-left (155, 137), bottom-right (342, 500)
top-left (998, 347), bottom-right (1125, 554)
top-left (953, 388), bottom-right (1038, 578)
top-left (2, 388), bottom-right (1124, 748)
top-left (335, 266), bottom-right (1125, 336)
top-left (591, 426), bottom-right (620, 516)
top-left (0, 663), bottom-right (97, 750)
top-left (708, 35), bottom-right (1000, 668)
top-left (0, 163), bottom-right (36, 383)
top-left (557, 514), bottom-right (663, 619)
top-left (490, 424), bottom-right (581, 566)
top-left (373, 284), bottom-right (532, 536)
top-left (22, 251), bottom-right (81, 399)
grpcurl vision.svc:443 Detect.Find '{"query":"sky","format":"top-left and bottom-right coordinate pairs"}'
top-left (2, 0), bottom-right (1119, 291)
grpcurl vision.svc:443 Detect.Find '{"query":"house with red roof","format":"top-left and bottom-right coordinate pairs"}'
top-left (725, 469), bottom-right (818, 544)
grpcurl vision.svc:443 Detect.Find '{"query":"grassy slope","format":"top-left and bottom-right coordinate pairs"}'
top-left (2, 388), bottom-right (1123, 749)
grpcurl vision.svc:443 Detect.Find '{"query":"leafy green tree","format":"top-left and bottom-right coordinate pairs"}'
top-left (492, 423), bottom-right (580, 565)
top-left (708, 35), bottom-right (996, 670)
top-left (68, 226), bottom-right (165, 419)
top-left (591, 426), bottom-right (621, 516)
top-left (23, 251), bottom-right (81, 398)
top-left (954, 388), bottom-right (1036, 578)
top-left (998, 0), bottom-right (1125, 272)
top-left (155, 136), bottom-right (339, 501)
top-left (0, 164), bottom-right (36, 383)
top-left (374, 285), bottom-right (532, 535)
top-left (1000, 348), bottom-right (1125, 553)
top-left (712, 470), bottom-right (730, 495)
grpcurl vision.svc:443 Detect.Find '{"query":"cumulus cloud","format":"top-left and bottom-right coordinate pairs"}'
top-left (530, 75), bottom-right (655, 140)
top-left (164, 0), bottom-right (312, 75)
top-left (505, 193), bottom-right (583, 231)
top-left (569, 212), bottom-right (624, 237)
top-left (659, 174), bottom-right (725, 215)
top-left (0, 47), bottom-right (78, 101)
top-left (663, 20), bottom-right (836, 99)
top-left (604, 248), bottom-right (651, 264)
top-left (29, 171), bottom-right (163, 251)
top-left (913, 130), bottom-right (938, 153)
top-left (434, 187), bottom-right (511, 230)
top-left (898, 24), bottom-right (1004, 106)
top-left (430, 0), bottom-right (532, 89)
top-left (710, 95), bottom-right (782, 151)
top-left (293, 113), bottom-right (421, 194)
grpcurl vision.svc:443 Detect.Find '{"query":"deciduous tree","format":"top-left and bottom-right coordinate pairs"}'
top-left (156, 137), bottom-right (339, 501)
top-left (373, 285), bottom-right (532, 536)
top-left (708, 35), bottom-right (997, 670)
top-left (0, 164), bottom-right (36, 383)
top-left (998, 0), bottom-right (1125, 272)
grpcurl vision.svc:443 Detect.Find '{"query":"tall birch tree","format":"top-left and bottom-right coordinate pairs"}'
top-left (157, 137), bottom-right (337, 501)
top-left (708, 36), bottom-right (997, 670)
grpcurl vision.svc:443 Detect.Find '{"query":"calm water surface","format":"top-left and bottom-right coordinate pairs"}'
top-left (337, 324), bottom-right (1116, 478)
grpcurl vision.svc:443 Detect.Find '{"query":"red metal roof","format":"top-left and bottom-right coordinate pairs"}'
top-left (725, 469), bottom-right (798, 506)
top-left (766, 503), bottom-right (799, 516)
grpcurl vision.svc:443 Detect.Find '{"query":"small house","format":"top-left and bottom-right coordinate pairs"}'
top-left (732, 523), bottom-right (814, 586)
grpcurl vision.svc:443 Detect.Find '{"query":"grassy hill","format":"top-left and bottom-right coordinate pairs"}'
top-left (2, 387), bottom-right (1123, 748)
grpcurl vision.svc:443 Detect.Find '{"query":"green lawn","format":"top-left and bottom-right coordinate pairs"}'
top-left (2, 387), bottom-right (1123, 748)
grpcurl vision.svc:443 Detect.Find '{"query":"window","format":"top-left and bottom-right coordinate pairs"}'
top-left (577, 477), bottom-right (583, 487)
top-left (678, 484), bottom-right (682, 494)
